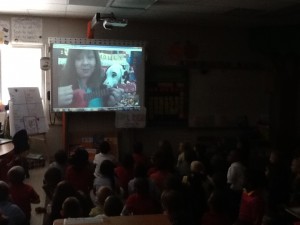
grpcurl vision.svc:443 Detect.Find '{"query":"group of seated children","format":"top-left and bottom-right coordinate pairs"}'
top-left (3, 136), bottom-right (300, 225)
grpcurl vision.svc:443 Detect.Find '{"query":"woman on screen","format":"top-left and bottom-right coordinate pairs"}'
top-left (58, 49), bottom-right (122, 108)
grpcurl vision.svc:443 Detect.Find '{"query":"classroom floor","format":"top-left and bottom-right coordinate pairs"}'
top-left (24, 166), bottom-right (47, 225)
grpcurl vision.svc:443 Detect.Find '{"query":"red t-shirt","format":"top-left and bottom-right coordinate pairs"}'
top-left (65, 165), bottom-right (94, 195)
top-left (132, 153), bottom-right (147, 166)
top-left (10, 183), bottom-right (40, 220)
top-left (114, 166), bottom-right (134, 191)
top-left (125, 193), bottom-right (159, 215)
top-left (149, 170), bottom-right (170, 191)
top-left (238, 190), bottom-right (265, 225)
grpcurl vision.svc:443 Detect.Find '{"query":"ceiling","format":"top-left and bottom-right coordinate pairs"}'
top-left (1, 0), bottom-right (300, 27)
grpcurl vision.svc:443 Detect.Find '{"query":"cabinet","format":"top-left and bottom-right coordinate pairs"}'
top-left (62, 112), bottom-right (118, 160)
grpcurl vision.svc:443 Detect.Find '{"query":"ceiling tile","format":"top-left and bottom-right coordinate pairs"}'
top-left (67, 5), bottom-right (104, 13)
top-left (28, 9), bottom-right (66, 17)
top-left (69, 0), bottom-right (109, 7)
top-left (108, 0), bottom-right (158, 9)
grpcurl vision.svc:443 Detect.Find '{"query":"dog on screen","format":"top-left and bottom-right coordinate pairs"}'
top-left (103, 63), bottom-right (129, 88)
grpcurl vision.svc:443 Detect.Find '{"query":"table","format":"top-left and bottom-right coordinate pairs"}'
top-left (53, 214), bottom-right (171, 225)
top-left (0, 140), bottom-right (13, 181)
top-left (0, 139), bottom-right (13, 157)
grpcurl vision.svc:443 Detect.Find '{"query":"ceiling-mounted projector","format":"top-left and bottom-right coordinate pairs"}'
top-left (91, 12), bottom-right (128, 30)
top-left (103, 18), bottom-right (128, 30)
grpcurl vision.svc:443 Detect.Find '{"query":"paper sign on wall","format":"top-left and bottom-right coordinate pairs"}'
top-left (11, 17), bottom-right (42, 43)
top-left (115, 108), bottom-right (146, 128)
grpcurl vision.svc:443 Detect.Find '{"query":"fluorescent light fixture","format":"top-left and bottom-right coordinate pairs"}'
top-left (107, 0), bottom-right (158, 10)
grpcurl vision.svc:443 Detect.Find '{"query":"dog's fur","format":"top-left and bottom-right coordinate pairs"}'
top-left (103, 63), bottom-right (129, 88)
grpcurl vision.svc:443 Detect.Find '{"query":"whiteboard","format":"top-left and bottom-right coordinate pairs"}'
top-left (8, 87), bottom-right (48, 136)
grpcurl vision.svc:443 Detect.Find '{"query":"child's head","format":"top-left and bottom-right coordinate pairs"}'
top-left (61, 196), bottom-right (82, 218)
top-left (12, 129), bottom-right (29, 154)
top-left (227, 149), bottom-right (242, 163)
top-left (244, 169), bottom-right (266, 191)
top-left (269, 150), bottom-right (280, 164)
top-left (190, 161), bottom-right (204, 174)
top-left (120, 154), bottom-right (134, 169)
top-left (161, 190), bottom-right (184, 215)
top-left (134, 178), bottom-right (149, 195)
top-left (96, 186), bottom-right (113, 206)
top-left (44, 167), bottom-right (62, 186)
top-left (103, 195), bottom-right (123, 216)
top-left (70, 147), bottom-right (89, 169)
top-left (54, 149), bottom-right (68, 165)
top-left (0, 181), bottom-right (9, 202)
top-left (133, 141), bottom-right (143, 154)
top-left (7, 166), bottom-right (25, 184)
top-left (99, 141), bottom-right (111, 154)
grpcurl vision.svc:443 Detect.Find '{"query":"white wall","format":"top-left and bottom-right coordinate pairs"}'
top-left (0, 15), bottom-right (275, 159)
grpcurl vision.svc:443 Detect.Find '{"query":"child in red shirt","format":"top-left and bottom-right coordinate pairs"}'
top-left (7, 166), bottom-right (40, 224)
top-left (122, 178), bottom-right (160, 215)
top-left (236, 169), bottom-right (266, 225)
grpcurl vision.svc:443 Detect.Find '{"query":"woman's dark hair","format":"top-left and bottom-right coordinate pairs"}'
top-left (99, 160), bottom-right (116, 191)
top-left (60, 49), bottom-right (103, 89)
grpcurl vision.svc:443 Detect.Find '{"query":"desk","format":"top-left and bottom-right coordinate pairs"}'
top-left (53, 214), bottom-right (171, 225)
top-left (0, 140), bottom-right (13, 181)
top-left (0, 140), bottom-right (13, 157)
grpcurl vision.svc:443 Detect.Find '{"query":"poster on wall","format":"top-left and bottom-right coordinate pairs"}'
top-left (0, 20), bottom-right (10, 44)
top-left (115, 108), bottom-right (146, 128)
top-left (11, 17), bottom-right (42, 43)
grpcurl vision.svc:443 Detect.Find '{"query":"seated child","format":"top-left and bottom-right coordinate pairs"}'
top-left (89, 186), bottom-right (113, 217)
top-left (236, 169), bottom-right (265, 225)
top-left (0, 181), bottom-right (25, 225)
top-left (103, 196), bottom-right (123, 217)
top-left (122, 178), bottom-right (160, 215)
top-left (49, 149), bottom-right (69, 179)
top-left (201, 190), bottom-right (231, 225)
top-left (7, 165), bottom-right (40, 224)
top-left (61, 197), bottom-right (82, 218)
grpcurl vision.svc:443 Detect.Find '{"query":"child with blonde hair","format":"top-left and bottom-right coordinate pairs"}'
top-left (89, 186), bottom-right (113, 217)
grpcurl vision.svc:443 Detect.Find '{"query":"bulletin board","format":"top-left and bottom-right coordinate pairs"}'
top-left (146, 66), bottom-right (189, 126)
top-left (8, 87), bottom-right (49, 136)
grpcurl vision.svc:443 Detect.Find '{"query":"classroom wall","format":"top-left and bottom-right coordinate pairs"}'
top-left (0, 15), bottom-right (280, 159)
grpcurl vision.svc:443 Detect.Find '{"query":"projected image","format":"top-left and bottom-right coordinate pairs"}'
top-left (51, 43), bottom-right (144, 112)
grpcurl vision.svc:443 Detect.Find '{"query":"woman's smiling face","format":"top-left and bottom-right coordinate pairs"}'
top-left (75, 50), bottom-right (96, 79)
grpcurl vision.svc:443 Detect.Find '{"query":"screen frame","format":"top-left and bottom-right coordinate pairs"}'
top-left (48, 37), bottom-right (146, 113)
